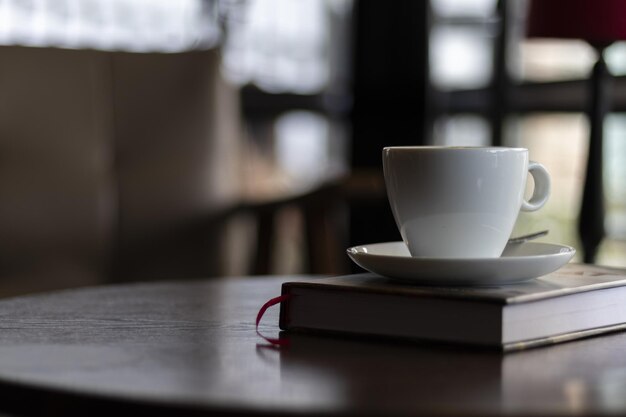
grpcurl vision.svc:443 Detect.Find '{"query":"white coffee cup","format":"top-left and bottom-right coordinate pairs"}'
top-left (382, 146), bottom-right (550, 258)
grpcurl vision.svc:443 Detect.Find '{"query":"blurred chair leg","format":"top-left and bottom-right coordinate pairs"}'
top-left (579, 49), bottom-right (610, 264)
top-left (304, 200), bottom-right (346, 275)
top-left (253, 211), bottom-right (274, 275)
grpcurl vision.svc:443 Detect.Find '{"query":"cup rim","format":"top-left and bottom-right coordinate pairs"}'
top-left (383, 146), bottom-right (527, 152)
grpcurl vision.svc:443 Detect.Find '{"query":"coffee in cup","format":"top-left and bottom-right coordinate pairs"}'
top-left (382, 146), bottom-right (550, 258)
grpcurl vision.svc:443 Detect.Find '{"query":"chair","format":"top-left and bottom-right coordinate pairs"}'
top-left (526, 0), bottom-right (626, 262)
top-left (0, 45), bottom-right (247, 296)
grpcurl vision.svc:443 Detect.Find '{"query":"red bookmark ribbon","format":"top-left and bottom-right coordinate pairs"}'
top-left (256, 294), bottom-right (291, 347)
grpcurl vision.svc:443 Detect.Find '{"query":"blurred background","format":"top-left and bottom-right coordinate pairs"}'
top-left (0, 0), bottom-right (625, 296)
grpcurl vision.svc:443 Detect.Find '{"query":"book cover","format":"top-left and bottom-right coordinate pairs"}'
top-left (279, 263), bottom-right (626, 351)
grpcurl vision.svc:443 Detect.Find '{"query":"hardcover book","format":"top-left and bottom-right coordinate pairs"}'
top-left (279, 263), bottom-right (626, 351)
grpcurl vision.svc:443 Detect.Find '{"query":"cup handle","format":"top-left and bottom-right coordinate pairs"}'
top-left (521, 161), bottom-right (551, 212)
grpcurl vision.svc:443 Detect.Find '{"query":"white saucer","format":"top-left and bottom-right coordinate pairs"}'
top-left (346, 241), bottom-right (576, 286)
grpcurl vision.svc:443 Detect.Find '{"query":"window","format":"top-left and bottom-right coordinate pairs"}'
top-left (429, 0), bottom-right (626, 265)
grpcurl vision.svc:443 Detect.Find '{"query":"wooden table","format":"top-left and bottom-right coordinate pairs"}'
top-left (0, 276), bottom-right (626, 416)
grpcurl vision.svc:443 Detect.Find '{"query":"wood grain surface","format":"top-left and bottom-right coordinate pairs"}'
top-left (0, 276), bottom-right (624, 416)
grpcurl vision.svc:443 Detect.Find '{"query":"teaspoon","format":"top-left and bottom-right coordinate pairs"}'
top-left (508, 230), bottom-right (549, 244)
